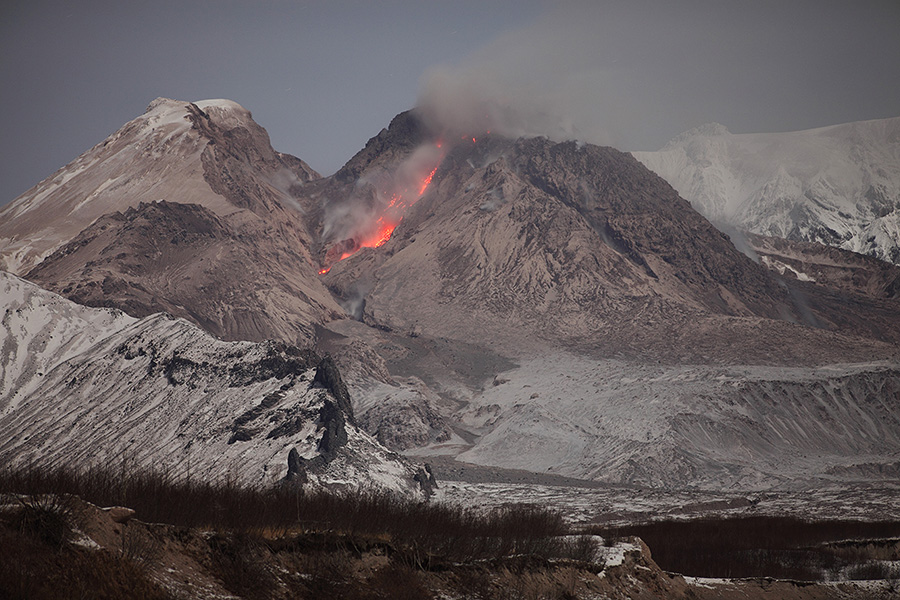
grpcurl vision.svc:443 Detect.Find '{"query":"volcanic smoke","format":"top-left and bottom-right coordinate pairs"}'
top-left (319, 142), bottom-right (444, 273)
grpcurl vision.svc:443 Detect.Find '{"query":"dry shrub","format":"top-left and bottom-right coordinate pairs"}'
top-left (120, 525), bottom-right (162, 564)
top-left (0, 465), bottom-right (578, 564)
top-left (206, 531), bottom-right (275, 600)
top-left (14, 494), bottom-right (77, 549)
top-left (454, 565), bottom-right (496, 599)
top-left (593, 516), bottom-right (900, 581)
top-left (846, 561), bottom-right (900, 580)
top-left (294, 549), bottom-right (356, 599)
top-left (365, 562), bottom-right (433, 600)
top-left (0, 528), bottom-right (172, 600)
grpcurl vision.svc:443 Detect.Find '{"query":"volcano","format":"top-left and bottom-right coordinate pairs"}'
top-left (2, 98), bottom-right (343, 346)
top-left (2, 101), bottom-right (900, 490)
top-left (320, 112), bottom-right (900, 362)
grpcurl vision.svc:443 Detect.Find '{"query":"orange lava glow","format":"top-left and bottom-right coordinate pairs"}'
top-left (418, 166), bottom-right (438, 196)
top-left (318, 146), bottom-right (443, 274)
top-left (364, 216), bottom-right (395, 249)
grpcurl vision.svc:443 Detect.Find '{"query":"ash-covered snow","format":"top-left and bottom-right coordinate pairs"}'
top-left (1, 271), bottom-right (136, 412)
top-left (416, 352), bottom-right (900, 490)
top-left (433, 479), bottom-right (900, 526)
top-left (0, 272), bottom-right (423, 496)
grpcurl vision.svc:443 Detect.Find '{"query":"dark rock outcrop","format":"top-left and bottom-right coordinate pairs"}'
top-left (313, 354), bottom-right (355, 425)
top-left (413, 463), bottom-right (438, 497)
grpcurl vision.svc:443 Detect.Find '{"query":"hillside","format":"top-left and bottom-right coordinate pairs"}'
top-left (2, 98), bottom-right (342, 346)
top-left (0, 271), bottom-right (423, 495)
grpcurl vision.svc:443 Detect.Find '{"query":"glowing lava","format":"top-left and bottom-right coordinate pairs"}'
top-left (418, 166), bottom-right (438, 196)
top-left (319, 144), bottom-right (444, 274)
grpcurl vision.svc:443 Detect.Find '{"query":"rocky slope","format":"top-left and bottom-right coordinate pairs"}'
top-left (311, 111), bottom-right (900, 488)
top-left (322, 116), bottom-right (900, 363)
top-left (633, 117), bottom-right (900, 264)
top-left (0, 272), bottom-right (423, 496)
top-left (3, 100), bottom-right (900, 494)
top-left (2, 98), bottom-right (342, 346)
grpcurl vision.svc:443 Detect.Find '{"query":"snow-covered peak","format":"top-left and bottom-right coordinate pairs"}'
top-left (635, 116), bottom-right (900, 264)
top-left (140, 97), bottom-right (254, 132)
top-left (0, 96), bottom-right (294, 275)
top-left (193, 98), bottom-right (249, 112)
top-left (193, 98), bottom-right (255, 129)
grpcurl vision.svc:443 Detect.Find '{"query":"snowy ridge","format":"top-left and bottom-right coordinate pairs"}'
top-left (0, 272), bottom-right (423, 496)
top-left (1, 271), bottom-right (136, 412)
top-left (633, 116), bottom-right (900, 264)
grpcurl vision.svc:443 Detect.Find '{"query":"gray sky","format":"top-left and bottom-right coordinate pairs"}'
top-left (2, 0), bottom-right (899, 206)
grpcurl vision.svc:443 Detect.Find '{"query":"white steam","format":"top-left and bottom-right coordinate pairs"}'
top-left (323, 142), bottom-right (444, 247)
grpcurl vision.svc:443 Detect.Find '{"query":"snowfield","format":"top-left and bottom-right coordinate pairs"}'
top-left (433, 479), bottom-right (900, 526)
top-left (412, 352), bottom-right (900, 490)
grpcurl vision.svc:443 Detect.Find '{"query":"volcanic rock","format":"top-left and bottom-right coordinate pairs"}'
top-left (4, 98), bottom-right (344, 346)
top-left (323, 128), bottom-right (898, 365)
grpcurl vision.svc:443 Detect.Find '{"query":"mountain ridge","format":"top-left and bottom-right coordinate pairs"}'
top-left (0, 271), bottom-right (425, 496)
top-left (3, 99), bottom-right (900, 491)
top-left (8, 98), bottom-right (345, 346)
top-left (633, 116), bottom-right (900, 264)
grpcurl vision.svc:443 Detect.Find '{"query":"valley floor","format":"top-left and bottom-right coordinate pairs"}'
top-left (417, 455), bottom-right (900, 526)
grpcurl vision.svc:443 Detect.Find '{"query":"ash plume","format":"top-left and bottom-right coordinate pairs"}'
top-left (320, 142), bottom-right (444, 267)
top-left (416, 6), bottom-right (625, 146)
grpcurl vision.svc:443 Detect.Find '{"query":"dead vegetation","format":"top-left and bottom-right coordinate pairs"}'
top-left (595, 515), bottom-right (900, 582)
top-left (6, 464), bottom-right (896, 598)
top-left (0, 464), bottom-right (607, 599)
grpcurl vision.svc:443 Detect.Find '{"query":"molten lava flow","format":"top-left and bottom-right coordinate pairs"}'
top-left (319, 143), bottom-right (444, 273)
top-left (418, 166), bottom-right (438, 196)
top-left (367, 216), bottom-right (395, 248)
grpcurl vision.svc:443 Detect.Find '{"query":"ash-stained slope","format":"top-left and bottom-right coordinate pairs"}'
top-left (0, 271), bottom-right (424, 496)
top-left (316, 112), bottom-right (900, 490)
top-left (324, 128), bottom-right (898, 365)
top-left (748, 232), bottom-right (900, 300)
top-left (451, 354), bottom-right (900, 489)
top-left (25, 199), bottom-right (342, 344)
top-left (745, 232), bottom-right (900, 346)
top-left (3, 98), bottom-right (342, 346)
